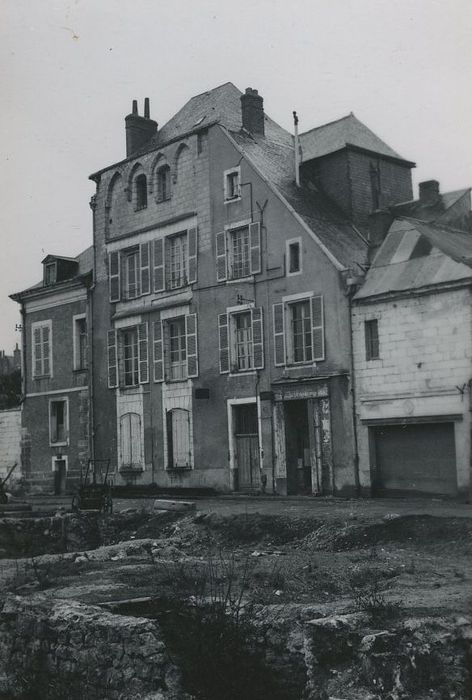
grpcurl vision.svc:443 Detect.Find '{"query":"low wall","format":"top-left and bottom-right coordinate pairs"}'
top-left (0, 408), bottom-right (21, 481)
top-left (0, 594), bottom-right (185, 700)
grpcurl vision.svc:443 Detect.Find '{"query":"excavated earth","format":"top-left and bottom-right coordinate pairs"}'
top-left (0, 503), bottom-right (472, 699)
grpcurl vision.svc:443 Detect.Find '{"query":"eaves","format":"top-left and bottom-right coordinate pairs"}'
top-left (353, 277), bottom-right (472, 306)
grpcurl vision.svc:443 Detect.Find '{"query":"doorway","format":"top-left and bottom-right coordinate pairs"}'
top-left (284, 400), bottom-right (312, 495)
top-left (53, 459), bottom-right (67, 495)
top-left (233, 403), bottom-right (260, 491)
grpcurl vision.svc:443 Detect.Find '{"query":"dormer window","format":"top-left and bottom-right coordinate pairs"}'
top-left (224, 167), bottom-right (241, 201)
top-left (45, 262), bottom-right (57, 286)
top-left (157, 165), bottom-right (171, 202)
top-left (135, 174), bottom-right (148, 210)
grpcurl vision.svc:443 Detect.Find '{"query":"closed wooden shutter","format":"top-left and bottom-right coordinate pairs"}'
top-left (140, 242), bottom-right (151, 295)
top-left (251, 307), bottom-right (264, 369)
top-left (138, 322), bottom-right (149, 384)
top-left (311, 296), bottom-right (324, 361)
top-left (186, 313), bottom-right (198, 378)
top-left (249, 222), bottom-right (261, 275)
top-left (109, 251), bottom-right (121, 302)
top-left (218, 313), bottom-right (230, 373)
top-left (272, 303), bottom-right (286, 366)
top-left (107, 329), bottom-right (118, 388)
top-left (152, 320), bottom-right (164, 382)
top-left (153, 238), bottom-right (165, 292)
top-left (215, 231), bottom-right (227, 282)
top-left (187, 227), bottom-right (198, 284)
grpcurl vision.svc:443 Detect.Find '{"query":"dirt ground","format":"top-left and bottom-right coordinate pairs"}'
top-left (2, 495), bottom-right (472, 698)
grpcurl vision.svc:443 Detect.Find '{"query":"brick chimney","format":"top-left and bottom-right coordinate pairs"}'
top-left (125, 98), bottom-right (158, 158)
top-left (240, 88), bottom-right (265, 135)
top-left (419, 180), bottom-right (440, 205)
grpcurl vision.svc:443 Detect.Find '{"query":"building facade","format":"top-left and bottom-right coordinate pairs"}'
top-left (10, 251), bottom-right (92, 493)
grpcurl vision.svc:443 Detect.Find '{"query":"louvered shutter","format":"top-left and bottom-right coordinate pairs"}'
top-left (251, 307), bottom-right (264, 370)
top-left (109, 251), bottom-right (121, 302)
top-left (153, 238), bottom-right (165, 292)
top-left (140, 242), bottom-right (151, 295)
top-left (215, 232), bottom-right (227, 282)
top-left (187, 227), bottom-right (198, 284)
top-left (311, 295), bottom-right (325, 361)
top-left (107, 329), bottom-right (118, 388)
top-left (272, 303), bottom-right (286, 367)
top-left (33, 327), bottom-right (41, 376)
top-left (153, 320), bottom-right (164, 382)
top-left (218, 313), bottom-right (230, 373)
top-left (138, 322), bottom-right (149, 383)
top-left (249, 222), bottom-right (261, 275)
top-left (186, 313), bottom-right (198, 378)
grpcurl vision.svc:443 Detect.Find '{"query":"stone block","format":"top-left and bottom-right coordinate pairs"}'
top-left (153, 499), bottom-right (196, 512)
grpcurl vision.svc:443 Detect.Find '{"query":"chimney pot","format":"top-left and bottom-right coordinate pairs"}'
top-left (419, 180), bottom-right (440, 204)
top-left (144, 97), bottom-right (150, 119)
top-left (132, 100), bottom-right (138, 115)
top-left (241, 87), bottom-right (264, 135)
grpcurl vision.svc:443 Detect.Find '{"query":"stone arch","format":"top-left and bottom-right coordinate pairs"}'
top-left (126, 162), bottom-right (145, 202)
top-left (105, 172), bottom-right (124, 236)
top-left (173, 142), bottom-right (190, 184)
top-left (149, 152), bottom-right (168, 194)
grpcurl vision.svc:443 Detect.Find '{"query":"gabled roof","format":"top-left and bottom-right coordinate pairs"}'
top-left (391, 188), bottom-right (471, 223)
top-left (229, 130), bottom-right (368, 270)
top-left (299, 113), bottom-right (413, 164)
top-left (354, 218), bottom-right (472, 300)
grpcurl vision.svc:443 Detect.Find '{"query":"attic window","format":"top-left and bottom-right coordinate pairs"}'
top-left (286, 238), bottom-right (302, 276)
top-left (45, 262), bottom-right (57, 286)
top-left (135, 174), bottom-right (148, 210)
top-left (224, 167), bottom-right (241, 201)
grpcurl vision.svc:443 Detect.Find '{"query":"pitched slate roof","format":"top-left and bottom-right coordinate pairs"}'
top-left (391, 189), bottom-right (471, 222)
top-left (354, 218), bottom-right (472, 300)
top-left (299, 113), bottom-right (411, 163)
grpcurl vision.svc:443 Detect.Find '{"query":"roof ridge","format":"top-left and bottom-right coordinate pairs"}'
top-left (299, 113), bottom-right (354, 137)
top-left (188, 81), bottom-right (240, 102)
top-left (400, 216), bottom-right (472, 237)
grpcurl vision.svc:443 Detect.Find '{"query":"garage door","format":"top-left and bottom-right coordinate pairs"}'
top-left (372, 423), bottom-right (457, 496)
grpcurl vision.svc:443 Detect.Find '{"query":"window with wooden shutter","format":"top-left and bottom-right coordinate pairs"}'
top-left (152, 320), bottom-right (164, 382)
top-left (187, 227), bottom-right (198, 284)
top-left (140, 242), bottom-right (151, 295)
top-left (138, 322), bottom-right (149, 384)
top-left (272, 303), bottom-right (286, 367)
top-left (215, 231), bottom-right (227, 282)
top-left (153, 238), bottom-right (165, 292)
top-left (186, 313), bottom-right (198, 378)
top-left (107, 329), bottom-right (118, 388)
top-left (251, 307), bottom-right (264, 370)
top-left (218, 313), bottom-right (230, 373)
top-left (311, 296), bottom-right (325, 361)
top-left (249, 222), bottom-right (261, 275)
top-left (109, 251), bottom-right (121, 302)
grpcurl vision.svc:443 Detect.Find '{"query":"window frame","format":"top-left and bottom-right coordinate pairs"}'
top-left (44, 262), bottom-right (57, 286)
top-left (120, 326), bottom-right (139, 388)
top-left (228, 225), bottom-right (251, 280)
top-left (273, 292), bottom-right (325, 367)
top-left (287, 299), bottom-right (313, 365)
top-left (135, 173), bottom-right (148, 211)
top-left (156, 165), bottom-right (171, 203)
top-left (224, 166), bottom-right (241, 202)
top-left (49, 397), bottom-right (69, 447)
top-left (286, 237), bottom-right (302, 276)
top-left (122, 246), bottom-right (141, 300)
top-left (72, 314), bottom-right (87, 371)
top-left (166, 407), bottom-right (192, 470)
top-left (165, 231), bottom-right (188, 290)
top-left (32, 320), bottom-right (53, 378)
top-left (166, 316), bottom-right (187, 381)
top-left (365, 318), bottom-right (380, 361)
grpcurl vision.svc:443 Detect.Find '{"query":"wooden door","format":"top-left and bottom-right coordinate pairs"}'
top-left (234, 404), bottom-right (260, 490)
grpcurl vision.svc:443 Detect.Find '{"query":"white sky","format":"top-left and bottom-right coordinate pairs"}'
top-left (1, 0), bottom-right (471, 351)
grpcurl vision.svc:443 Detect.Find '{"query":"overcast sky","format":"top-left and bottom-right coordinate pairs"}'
top-left (1, 0), bottom-right (471, 351)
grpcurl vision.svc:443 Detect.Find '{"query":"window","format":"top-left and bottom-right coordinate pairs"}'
top-left (365, 319), bottom-right (379, 360)
top-left (32, 321), bottom-right (52, 377)
top-left (224, 168), bottom-right (241, 201)
top-left (286, 238), bottom-right (302, 275)
top-left (218, 307), bottom-right (264, 374)
top-left (73, 315), bottom-right (87, 370)
top-left (166, 233), bottom-right (188, 290)
top-left (152, 314), bottom-right (198, 383)
top-left (135, 174), bottom-right (148, 210)
top-left (273, 295), bottom-right (324, 366)
top-left (108, 323), bottom-right (149, 389)
top-left (167, 408), bottom-right (191, 468)
top-left (44, 262), bottom-right (57, 286)
top-left (122, 247), bottom-right (140, 300)
top-left (120, 413), bottom-right (142, 470)
top-left (157, 165), bottom-right (171, 202)
top-left (168, 317), bottom-right (187, 380)
top-left (50, 399), bottom-right (68, 445)
top-left (215, 222), bottom-right (261, 282)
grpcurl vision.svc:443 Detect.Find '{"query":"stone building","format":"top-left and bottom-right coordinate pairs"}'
top-left (10, 250), bottom-right (93, 493)
top-left (88, 83), bottom-right (416, 495)
top-left (352, 182), bottom-right (472, 497)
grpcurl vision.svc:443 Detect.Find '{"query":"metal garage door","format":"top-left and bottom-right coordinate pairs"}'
top-left (372, 423), bottom-right (457, 496)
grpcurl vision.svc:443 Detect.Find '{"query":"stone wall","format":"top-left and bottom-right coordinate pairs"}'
top-left (0, 408), bottom-right (21, 481)
top-left (0, 594), bottom-right (185, 700)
